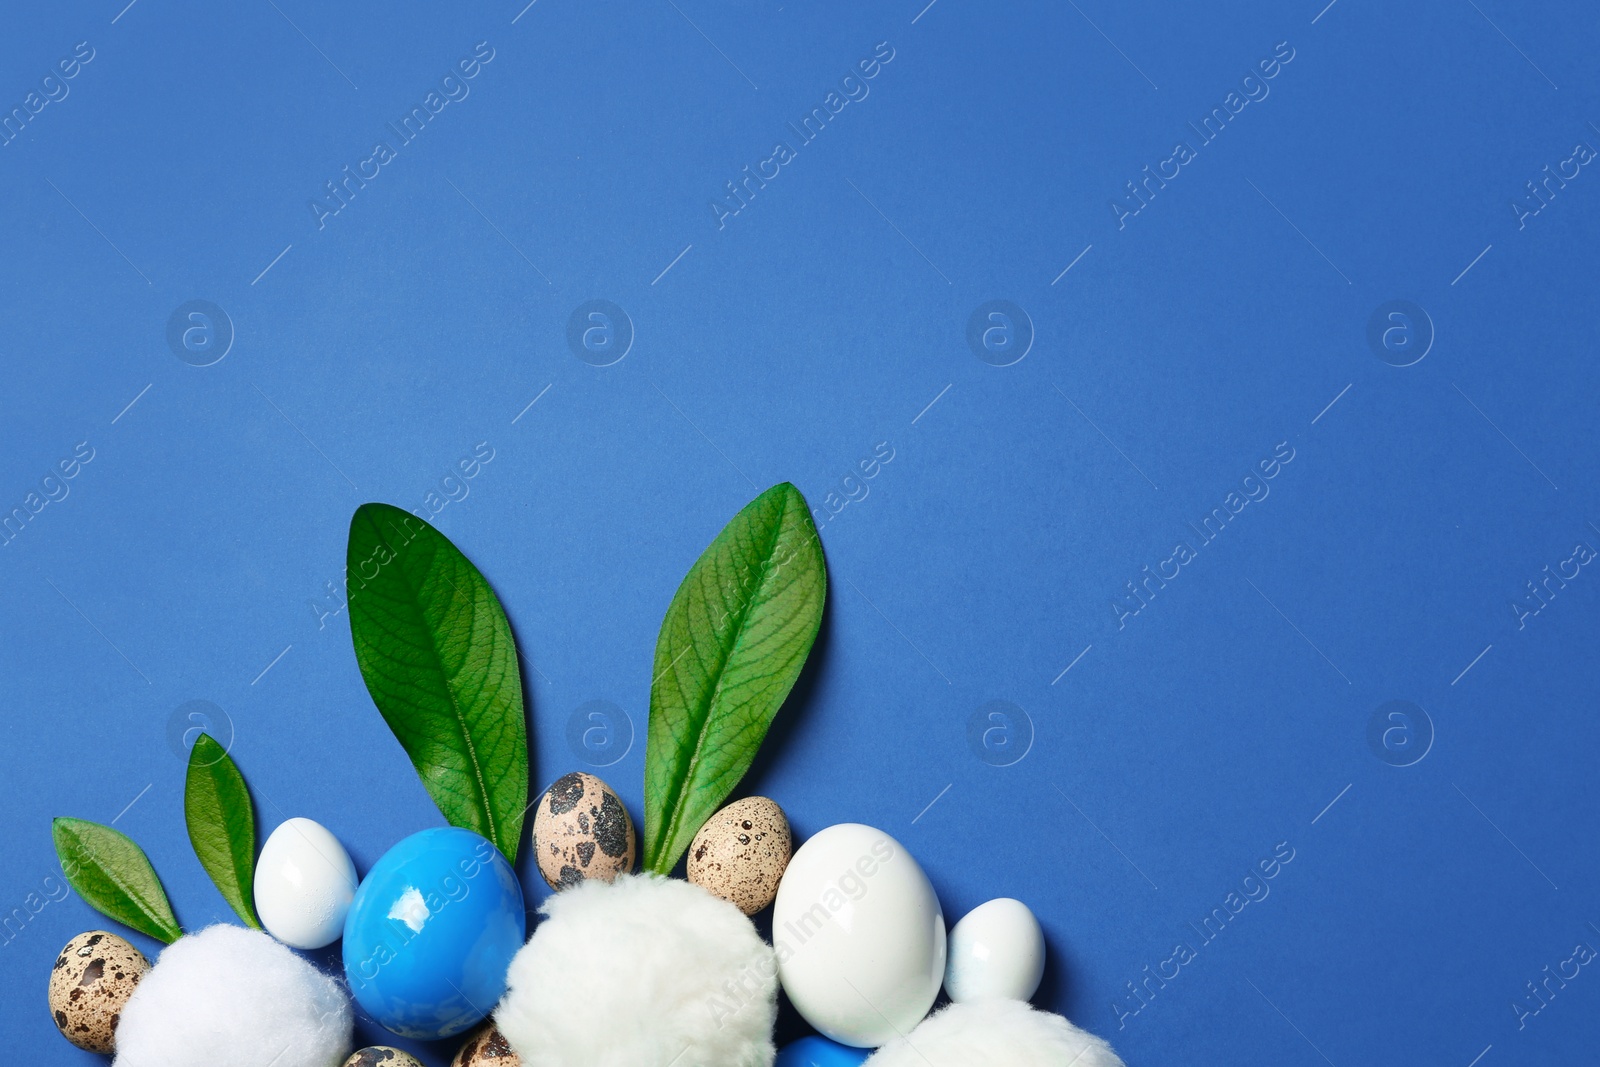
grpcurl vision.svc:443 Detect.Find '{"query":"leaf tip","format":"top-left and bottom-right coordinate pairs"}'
top-left (185, 731), bottom-right (221, 766)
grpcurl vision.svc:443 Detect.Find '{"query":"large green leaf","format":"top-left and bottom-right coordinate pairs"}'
top-left (184, 733), bottom-right (260, 928)
top-left (52, 818), bottom-right (181, 944)
top-left (347, 503), bottom-right (528, 860)
top-left (643, 482), bottom-right (826, 874)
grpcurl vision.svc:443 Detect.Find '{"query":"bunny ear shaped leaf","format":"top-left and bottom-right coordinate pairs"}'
top-left (184, 733), bottom-right (260, 928)
top-left (643, 482), bottom-right (826, 875)
top-left (346, 503), bottom-right (530, 861)
top-left (52, 817), bottom-right (182, 944)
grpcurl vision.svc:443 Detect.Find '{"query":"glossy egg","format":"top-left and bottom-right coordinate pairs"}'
top-left (47, 930), bottom-right (149, 1052)
top-left (530, 772), bottom-right (635, 890)
top-left (255, 817), bottom-right (359, 950)
top-left (944, 897), bottom-right (1045, 1003)
top-left (342, 1048), bottom-right (425, 1067)
top-left (687, 796), bottom-right (791, 915)
top-left (451, 1021), bottom-right (521, 1066)
top-left (775, 1034), bottom-right (871, 1066)
top-left (773, 823), bottom-right (945, 1047)
top-left (342, 827), bottom-right (525, 1040)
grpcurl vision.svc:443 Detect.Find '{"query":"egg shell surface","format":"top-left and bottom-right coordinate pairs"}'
top-left (254, 816), bottom-right (359, 950)
top-left (943, 897), bottom-right (1046, 1003)
top-left (687, 795), bottom-right (792, 915)
top-left (342, 826), bottom-right (525, 1040)
top-left (342, 1047), bottom-right (425, 1067)
top-left (530, 771), bottom-right (636, 890)
top-left (773, 823), bottom-right (945, 1047)
top-left (47, 930), bottom-right (149, 1053)
top-left (776, 1034), bottom-right (872, 1066)
top-left (450, 1021), bottom-right (520, 1066)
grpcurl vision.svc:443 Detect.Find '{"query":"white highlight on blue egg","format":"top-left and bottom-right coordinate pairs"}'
top-left (943, 897), bottom-right (1045, 1004)
top-left (254, 817), bottom-right (359, 950)
top-left (387, 887), bottom-right (429, 933)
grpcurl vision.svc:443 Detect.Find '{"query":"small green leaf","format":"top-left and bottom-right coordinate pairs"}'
top-left (52, 818), bottom-right (181, 944)
top-left (643, 482), bottom-right (826, 874)
top-left (184, 734), bottom-right (260, 928)
top-left (347, 503), bottom-right (529, 861)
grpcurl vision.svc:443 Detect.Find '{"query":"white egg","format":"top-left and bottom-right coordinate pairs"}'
top-left (944, 897), bottom-right (1046, 1003)
top-left (254, 817), bottom-right (359, 950)
top-left (773, 823), bottom-right (945, 1047)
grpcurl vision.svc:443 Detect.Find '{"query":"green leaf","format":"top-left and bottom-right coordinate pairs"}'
top-left (347, 503), bottom-right (529, 861)
top-left (643, 482), bottom-right (826, 874)
top-left (184, 734), bottom-right (260, 928)
top-left (52, 818), bottom-right (182, 944)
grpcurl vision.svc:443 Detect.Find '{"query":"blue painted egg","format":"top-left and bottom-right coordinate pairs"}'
top-left (776, 1035), bottom-right (873, 1067)
top-left (342, 827), bottom-right (526, 1040)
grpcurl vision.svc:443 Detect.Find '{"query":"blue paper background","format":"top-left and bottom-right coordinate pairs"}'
top-left (3, 1), bottom-right (1598, 1064)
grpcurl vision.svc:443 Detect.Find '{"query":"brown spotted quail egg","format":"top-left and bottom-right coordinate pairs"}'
top-left (687, 796), bottom-right (792, 915)
top-left (342, 1048), bottom-right (425, 1067)
top-left (530, 772), bottom-right (636, 890)
top-left (451, 1020), bottom-right (521, 1066)
top-left (47, 930), bottom-right (149, 1053)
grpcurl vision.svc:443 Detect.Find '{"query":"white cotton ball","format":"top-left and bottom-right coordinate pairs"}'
top-left (113, 924), bottom-right (353, 1067)
top-left (495, 873), bottom-right (777, 1067)
top-left (863, 1000), bottom-right (1125, 1067)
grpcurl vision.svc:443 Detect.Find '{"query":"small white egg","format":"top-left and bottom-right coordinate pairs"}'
top-left (943, 897), bottom-right (1045, 1003)
top-left (773, 823), bottom-right (945, 1047)
top-left (254, 817), bottom-right (359, 950)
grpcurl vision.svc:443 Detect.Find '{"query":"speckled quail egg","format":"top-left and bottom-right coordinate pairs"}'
top-left (687, 796), bottom-right (792, 915)
top-left (530, 772), bottom-right (636, 890)
top-left (47, 930), bottom-right (149, 1053)
top-left (342, 1048), bottom-right (425, 1067)
top-left (451, 1021), bottom-right (521, 1066)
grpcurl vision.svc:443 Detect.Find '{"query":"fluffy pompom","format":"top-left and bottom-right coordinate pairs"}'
top-left (495, 873), bottom-right (777, 1067)
top-left (113, 925), bottom-right (352, 1067)
top-left (863, 1000), bottom-right (1125, 1067)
